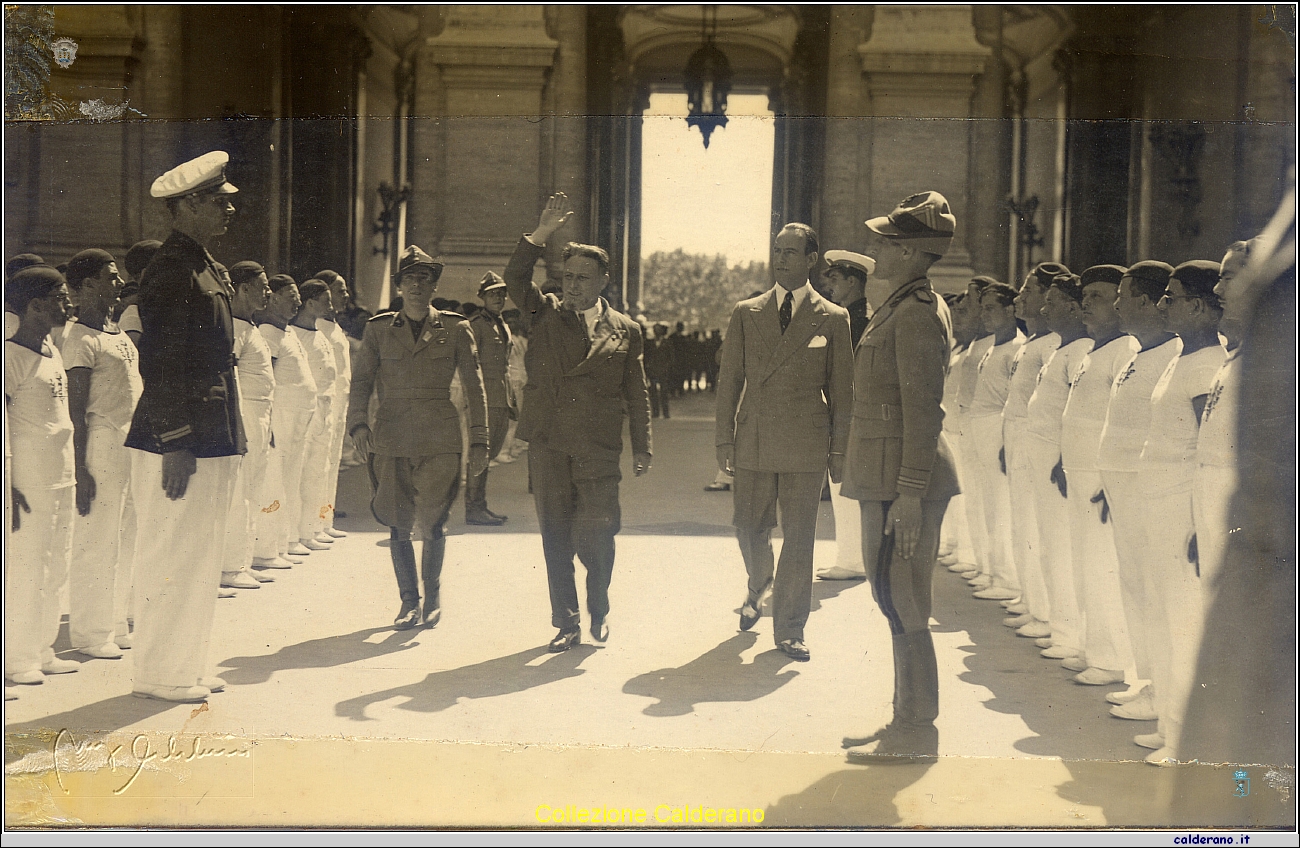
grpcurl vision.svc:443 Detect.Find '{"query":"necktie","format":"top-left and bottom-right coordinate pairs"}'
top-left (779, 291), bottom-right (793, 334)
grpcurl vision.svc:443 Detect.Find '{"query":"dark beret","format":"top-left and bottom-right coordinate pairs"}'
top-left (1123, 260), bottom-right (1175, 287)
top-left (1170, 260), bottom-right (1222, 299)
top-left (1029, 261), bottom-right (1071, 288)
top-left (268, 273), bottom-right (297, 293)
top-left (124, 240), bottom-right (163, 279)
top-left (1080, 264), bottom-right (1128, 287)
top-left (228, 260), bottom-right (266, 287)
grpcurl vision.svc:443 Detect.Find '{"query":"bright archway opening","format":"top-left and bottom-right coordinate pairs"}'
top-left (639, 91), bottom-right (775, 334)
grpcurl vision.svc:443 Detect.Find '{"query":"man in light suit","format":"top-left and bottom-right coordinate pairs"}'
top-left (839, 191), bottom-right (961, 761)
top-left (504, 193), bottom-right (653, 653)
top-left (716, 223), bottom-right (855, 662)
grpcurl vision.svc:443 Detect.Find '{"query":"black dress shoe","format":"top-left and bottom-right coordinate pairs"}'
top-left (485, 509), bottom-right (509, 523)
top-left (393, 606), bottom-right (420, 631)
top-left (590, 617), bottom-right (609, 643)
top-left (422, 603), bottom-right (441, 629)
top-left (466, 509), bottom-right (507, 526)
top-left (548, 628), bottom-right (581, 652)
top-left (778, 639), bottom-right (811, 662)
top-left (739, 602), bottom-right (760, 632)
top-left (842, 723), bottom-right (892, 749)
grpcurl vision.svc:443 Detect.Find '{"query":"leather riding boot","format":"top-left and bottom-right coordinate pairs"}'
top-left (907, 629), bottom-right (940, 727)
top-left (390, 529), bottom-right (420, 629)
top-left (420, 534), bottom-right (445, 627)
top-left (465, 470), bottom-right (506, 526)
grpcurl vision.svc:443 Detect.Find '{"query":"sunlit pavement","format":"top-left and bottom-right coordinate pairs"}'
top-left (5, 393), bottom-right (1294, 829)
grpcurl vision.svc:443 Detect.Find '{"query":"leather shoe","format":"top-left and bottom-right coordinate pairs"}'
top-left (1074, 667), bottom-right (1125, 686)
top-left (465, 508), bottom-right (507, 526)
top-left (253, 556), bottom-right (294, 569)
top-left (218, 587), bottom-right (237, 599)
top-left (325, 527), bottom-right (348, 538)
top-left (1134, 732), bottom-right (1166, 750)
top-left (777, 639), bottom-right (810, 662)
top-left (590, 617), bottom-right (609, 643)
top-left (198, 676), bottom-right (226, 693)
top-left (312, 533), bottom-right (336, 545)
top-left (287, 542), bottom-right (313, 556)
top-left (251, 570), bottom-right (275, 583)
top-left (133, 684), bottom-right (210, 703)
top-left (301, 537), bottom-right (330, 551)
top-left (115, 632), bottom-right (134, 649)
top-left (973, 586), bottom-right (1020, 601)
top-left (548, 627), bottom-right (581, 653)
top-left (1003, 613), bottom-right (1034, 628)
top-left (739, 580), bottom-right (772, 631)
top-left (703, 482), bottom-right (731, 492)
top-left (422, 602), bottom-right (441, 629)
top-left (41, 658), bottom-right (80, 674)
top-left (1016, 621), bottom-right (1052, 639)
top-left (1106, 685), bottom-right (1148, 706)
top-left (1060, 656), bottom-right (1088, 672)
top-left (1041, 645), bottom-right (1078, 659)
top-left (393, 606), bottom-right (420, 631)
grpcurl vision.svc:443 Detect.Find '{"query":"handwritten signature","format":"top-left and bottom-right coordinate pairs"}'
top-left (51, 729), bottom-right (250, 795)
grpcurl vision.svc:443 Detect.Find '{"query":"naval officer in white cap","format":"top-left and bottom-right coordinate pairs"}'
top-left (124, 151), bottom-right (246, 703)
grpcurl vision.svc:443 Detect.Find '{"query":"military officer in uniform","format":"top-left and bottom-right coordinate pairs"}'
top-left (465, 271), bottom-right (513, 526)
top-left (840, 191), bottom-right (960, 761)
top-left (817, 250), bottom-right (875, 582)
top-left (125, 151), bottom-right (246, 703)
top-left (504, 193), bottom-right (653, 653)
top-left (348, 246), bottom-right (490, 630)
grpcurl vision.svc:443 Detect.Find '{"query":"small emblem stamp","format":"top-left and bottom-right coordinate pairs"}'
top-left (51, 37), bottom-right (78, 69)
top-left (1233, 768), bottom-right (1250, 798)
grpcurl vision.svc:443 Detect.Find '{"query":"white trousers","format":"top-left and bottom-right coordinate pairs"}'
top-left (69, 425), bottom-right (132, 648)
top-left (939, 422), bottom-right (976, 565)
top-left (322, 390), bottom-right (349, 529)
top-left (130, 451), bottom-right (238, 688)
top-left (957, 424), bottom-right (991, 576)
top-left (223, 400), bottom-right (272, 573)
top-left (830, 479), bottom-right (864, 572)
top-left (1065, 466), bottom-right (1135, 672)
top-left (1024, 435), bottom-right (1083, 653)
top-left (114, 489), bottom-right (137, 636)
top-left (4, 485), bottom-right (74, 675)
top-left (297, 401), bottom-right (333, 541)
top-left (1140, 469), bottom-right (1206, 754)
top-left (967, 413), bottom-right (1020, 592)
top-left (1004, 424), bottom-right (1051, 622)
top-left (266, 404), bottom-right (313, 551)
top-left (1192, 464), bottom-right (1234, 606)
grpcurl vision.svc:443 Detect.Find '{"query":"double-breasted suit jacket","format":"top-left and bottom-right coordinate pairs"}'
top-left (347, 308), bottom-right (489, 458)
top-left (840, 276), bottom-right (959, 503)
top-left (715, 288), bottom-right (854, 473)
top-left (504, 237), bottom-right (652, 479)
top-left (125, 229), bottom-right (246, 458)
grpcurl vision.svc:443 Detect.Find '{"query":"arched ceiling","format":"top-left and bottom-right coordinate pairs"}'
top-left (618, 4), bottom-right (800, 87)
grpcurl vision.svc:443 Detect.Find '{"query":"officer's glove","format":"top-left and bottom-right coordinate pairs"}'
top-left (1090, 489), bottom-right (1110, 524)
top-left (1049, 459), bottom-right (1068, 498)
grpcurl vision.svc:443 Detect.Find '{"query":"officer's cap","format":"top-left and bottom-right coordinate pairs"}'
top-left (229, 261), bottom-right (266, 287)
top-left (65, 248), bottom-right (116, 288)
top-left (478, 271), bottom-right (507, 297)
top-left (394, 245), bottom-right (444, 284)
top-left (822, 250), bottom-right (875, 279)
top-left (1028, 261), bottom-right (1071, 288)
top-left (1080, 264), bottom-right (1128, 288)
top-left (1170, 260), bottom-right (1222, 299)
top-left (865, 191), bottom-right (956, 258)
top-left (1049, 272), bottom-right (1085, 303)
top-left (150, 151), bottom-right (239, 199)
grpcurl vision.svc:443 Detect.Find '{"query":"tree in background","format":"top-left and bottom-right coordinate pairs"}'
top-left (640, 249), bottom-right (770, 333)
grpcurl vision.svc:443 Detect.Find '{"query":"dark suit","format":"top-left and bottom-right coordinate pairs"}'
top-left (504, 237), bottom-right (652, 629)
top-left (715, 286), bottom-right (854, 643)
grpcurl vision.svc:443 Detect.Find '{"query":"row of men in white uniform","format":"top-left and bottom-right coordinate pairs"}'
top-left (3, 249), bottom-right (354, 687)
top-left (930, 249), bottom-right (1247, 767)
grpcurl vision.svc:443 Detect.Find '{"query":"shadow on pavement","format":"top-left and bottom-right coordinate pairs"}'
top-left (4, 695), bottom-right (178, 765)
top-left (217, 626), bottom-right (422, 685)
top-left (622, 632), bottom-right (799, 717)
top-left (811, 574), bottom-right (866, 613)
top-left (926, 565), bottom-right (1286, 826)
top-left (334, 644), bottom-right (597, 721)
top-left (764, 761), bottom-right (936, 827)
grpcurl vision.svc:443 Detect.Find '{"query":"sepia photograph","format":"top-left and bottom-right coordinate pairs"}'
top-left (3, 3), bottom-right (1297, 837)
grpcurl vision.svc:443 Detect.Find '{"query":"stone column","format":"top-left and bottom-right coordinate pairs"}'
top-left (858, 5), bottom-right (991, 292)
top-left (819, 6), bottom-right (873, 256)
top-left (415, 6), bottom-right (558, 303)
